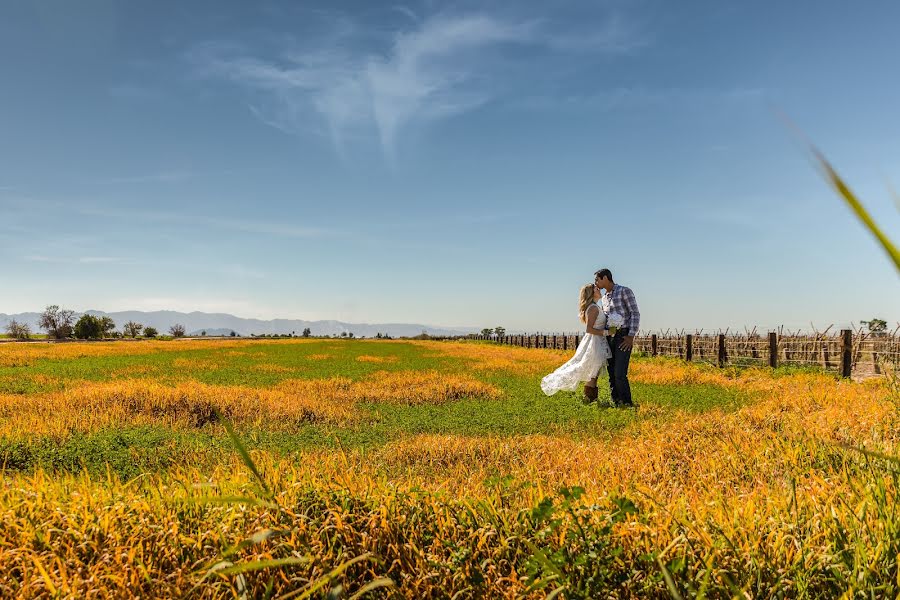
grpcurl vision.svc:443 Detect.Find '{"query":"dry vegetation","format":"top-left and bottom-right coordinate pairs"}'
top-left (0, 339), bottom-right (896, 598)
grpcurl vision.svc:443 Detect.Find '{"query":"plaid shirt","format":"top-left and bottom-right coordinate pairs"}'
top-left (603, 284), bottom-right (640, 335)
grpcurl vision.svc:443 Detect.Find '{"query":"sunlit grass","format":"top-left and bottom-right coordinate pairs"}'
top-left (0, 338), bottom-right (895, 597)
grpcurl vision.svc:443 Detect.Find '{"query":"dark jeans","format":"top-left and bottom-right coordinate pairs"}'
top-left (607, 328), bottom-right (633, 405)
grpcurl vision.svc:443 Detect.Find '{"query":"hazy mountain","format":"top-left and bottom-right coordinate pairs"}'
top-left (0, 309), bottom-right (478, 338)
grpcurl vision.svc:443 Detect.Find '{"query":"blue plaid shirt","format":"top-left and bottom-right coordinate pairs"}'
top-left (603, 284), bottom-right (640, 335)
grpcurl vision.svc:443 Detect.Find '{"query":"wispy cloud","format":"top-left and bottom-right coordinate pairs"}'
top-left (517, 87), bottom-right (768, 112)
top-left (24, 255), bottom-right (129, 264)
top-left (191, 10), bottom-right (638, 161)
top-left (78, 206), bottom-right (338, 238)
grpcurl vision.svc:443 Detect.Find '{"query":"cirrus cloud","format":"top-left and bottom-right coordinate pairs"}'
top-left (190, 10), bottom-right (640, 162)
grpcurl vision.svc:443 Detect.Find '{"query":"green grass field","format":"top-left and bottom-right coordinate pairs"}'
top-left (0, 339), bottom-right (745, 477)
top-left (0, 338), bottom-right (896, 598)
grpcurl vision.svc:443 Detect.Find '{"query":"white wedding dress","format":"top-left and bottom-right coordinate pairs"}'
top-left (541, 304), bottom-right (612, 396)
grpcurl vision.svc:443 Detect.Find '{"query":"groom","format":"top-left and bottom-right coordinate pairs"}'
top-left (594, 268), bottom-right (640, 408)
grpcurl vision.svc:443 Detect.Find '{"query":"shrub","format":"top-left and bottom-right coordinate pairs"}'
top-left (143, 327), bottom-right (158, 338)
top-left (123, 321), bottom-right (143, 338)
top-left (98, 316), bottom-right (116, 338)
top-left (73, 315), bottom-right (103, 340)
top-left (4, 320), bottom-right (31, 340)
top-left (39, 305), bottom-right (75, 339)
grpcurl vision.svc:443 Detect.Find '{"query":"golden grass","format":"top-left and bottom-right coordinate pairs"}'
top-left (0, 338), bottom-right (321, 367)
top-left (252, 363), bottom-right (295, 373)
top-left (2, 374), bottom-right (896, 598)
top-left (0, 342), bottom-right (896, 597)
top-left (0, 371), bottom-right (501, 437)
top-left (355, 355), bottom-right (399, 363)
top-left (277, 370), bottom-right (501, 406)
top-left (0, 379), bottom-right (359, 436)
top-left (415, 341), bottom-right (567, 375)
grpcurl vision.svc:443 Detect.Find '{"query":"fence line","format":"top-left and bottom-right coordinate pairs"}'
top-left (469, 330), bottom-right (900, 378)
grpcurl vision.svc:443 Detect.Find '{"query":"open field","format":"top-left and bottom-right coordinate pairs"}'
top-left (0, 338), bottom-right (897, 598)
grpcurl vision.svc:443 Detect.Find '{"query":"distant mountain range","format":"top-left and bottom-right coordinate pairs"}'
top-left (0, 310), bottom-right (479, 338)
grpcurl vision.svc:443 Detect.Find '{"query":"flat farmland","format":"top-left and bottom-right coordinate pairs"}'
top-left (0, 339), bottom-right (896, 598)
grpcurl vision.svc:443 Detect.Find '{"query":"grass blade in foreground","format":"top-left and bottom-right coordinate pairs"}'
top-left (812, 147), bottom-right (900, 272)
top-left (216, 409), bottom-right (273, 498)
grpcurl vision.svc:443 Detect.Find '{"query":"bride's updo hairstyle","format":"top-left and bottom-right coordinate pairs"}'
top-left (578, 284), bottom-right (596, 323)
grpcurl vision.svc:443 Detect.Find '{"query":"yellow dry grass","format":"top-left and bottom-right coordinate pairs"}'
top-left (0, 338), bottom-right (321, 367)
top-left (355, 355), bottom-right (399, 363)
top-left (414, 341), bottom-right (567, 375)
top-left (277, 370), bottom-right (500, 406)
top-left (0, 370), bottom-right (501, 437)
top-left (0, 379), bottom-right (359, 435)
top-left (0, 341), bottom-right (896, 597)
top-left (252, 363), bottom-right (295, 373)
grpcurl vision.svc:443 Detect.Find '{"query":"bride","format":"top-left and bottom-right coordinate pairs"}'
top-left (541, 283), bottom-right (612, 401)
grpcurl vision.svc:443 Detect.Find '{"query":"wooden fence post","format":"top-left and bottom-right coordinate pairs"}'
top-left (542, 335), bottom-right (547, 348)
top-left (768, 332), bottom-right (778, 369)
top-left (717, 334), bottom-right (726, 368)
top-left (551, 335), bottom-right (556, 349)
top-left (840, 329), bottom-right (852, 378)
top-left (651, 334), bottom-right (658, 357)
top-left (563, 335), bottom-right (567, 351)
top-left (685, 334), bottom-right (693, 362)
top-left (574, 334), bottom-right (580, 348)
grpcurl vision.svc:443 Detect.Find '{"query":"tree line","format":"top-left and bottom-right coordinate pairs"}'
top-left (3, 305), bottom-right (188, 340)
top-left (479, 327), bottom-right (506, 337)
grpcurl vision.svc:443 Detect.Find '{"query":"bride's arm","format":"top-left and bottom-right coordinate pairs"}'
top-left (585, 306), bottom-right (608, 336)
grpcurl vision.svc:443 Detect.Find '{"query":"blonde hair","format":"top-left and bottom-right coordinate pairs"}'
top-left (578, 284), bottom-right (596, 323)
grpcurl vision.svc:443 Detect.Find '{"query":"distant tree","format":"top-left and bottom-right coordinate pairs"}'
top-left (340, 332), bottom-right (347, 338)
top-left (348, 332), bottom-right (354, 339)
top-left (123, 321), bottom-right (143, 338)
top-left (4, 319), bottom-right (31, 340)
top-left (98, 316), bottom-right (116, 338)
top-left (302, 327), bottom-right (311, 338)
top-left (143, 326), bottom-right (158, 338)
top-left (39, 305), bottom-right (75, 339)
top-left (861, 318), bottom-right (888, 335)
top-left (169, 324), bottom-right (186, 338)
top-left (201, 330), bottom-right (207, 336)
top-left (494, 326), bottom-right (506, 337)
top-left (480, 328), bottom-right (493, 337)
top-left (376, 332), bottom-right (383, 339)
top-left (229, 330), bottom-right (237, 337)
top-left (74, 315), bottom-right (103, 339)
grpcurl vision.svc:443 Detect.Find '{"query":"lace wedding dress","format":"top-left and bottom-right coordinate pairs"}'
top-left (541, 304), bottom-right (612, 396)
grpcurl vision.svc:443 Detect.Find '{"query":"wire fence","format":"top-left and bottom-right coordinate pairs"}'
top-left (469, 327), bottom-right (900, 378)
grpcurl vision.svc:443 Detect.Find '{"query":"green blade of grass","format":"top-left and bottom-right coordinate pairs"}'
top-left (347, 578), bottom-right (395, 600)
top-left (657, 557), bottom-right (684, 600)
top-left (223, 528), bottom-right (289, 558)
top-left (215, 409), bottom-right (272, 498)
top-left (279, 553), bottom-right (378, 600)
top-left (813, 148), bottom-right (900, 272)
top-left (212, 557), bottom-right (310, 577)
top-left (179, 495), bottom-right (279, 509)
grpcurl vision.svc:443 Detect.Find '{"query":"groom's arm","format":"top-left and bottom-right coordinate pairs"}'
top-left (620, 287), bottom-right (640, 351)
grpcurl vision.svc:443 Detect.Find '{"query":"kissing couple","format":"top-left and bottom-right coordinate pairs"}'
top-left (540, 268), bottom-right (640, 408)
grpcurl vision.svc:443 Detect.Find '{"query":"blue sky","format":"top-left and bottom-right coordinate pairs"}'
top-left (1, 0), bottom-right (898, 332)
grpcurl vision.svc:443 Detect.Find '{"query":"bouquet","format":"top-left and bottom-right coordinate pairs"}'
top-left (607, 312), bottom-right (625, 335)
